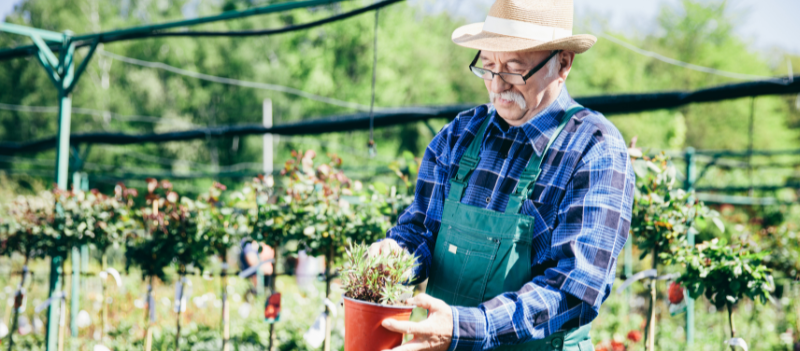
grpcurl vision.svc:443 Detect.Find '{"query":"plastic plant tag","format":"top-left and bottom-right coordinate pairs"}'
top-left (18, 315), bottom-right (31, 336)
top-left (13, 288), bottom-right (26, 313)
top-left (33, 316), bottom-right (44, 334)
top-left (148, 291), bottom-right (157, 322)
top-left (725, 337), bottom-right (748, 351)
top-left (669, 300), bottom-right (686, 316)
top-left (303, 311), bottom-right (327, 348)
top-left (77, 310), bottom-right (92, 329)
top-left (238, 302), bottom-right (252, 319)
top-left (323, 298), bottom-right (337, 318)
top-left (264, 292), bottom-right (281, 323)
top-left (94, 345), bottom-right (111, 351)
top-left (173, 278), bottom-right (192, 313)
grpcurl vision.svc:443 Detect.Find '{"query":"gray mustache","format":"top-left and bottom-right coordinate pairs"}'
top-left (489, 91), bottom-right (527, 109)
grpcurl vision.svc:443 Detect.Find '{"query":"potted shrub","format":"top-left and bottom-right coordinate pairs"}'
top-left (340, 243), bottom-right (417, 351)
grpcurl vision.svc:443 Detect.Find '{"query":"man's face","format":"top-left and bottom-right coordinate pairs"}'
top-left (480, 50), bottom-right (569, 126)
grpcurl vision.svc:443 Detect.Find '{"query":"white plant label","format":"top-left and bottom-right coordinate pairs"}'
top-left (725, 338), bottom-right (748, 351)
top-left (303, 311), bottom-right (327, 348)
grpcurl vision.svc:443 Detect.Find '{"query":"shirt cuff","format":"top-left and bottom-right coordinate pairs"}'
top-left (448, 306), bottom-right (487, 351)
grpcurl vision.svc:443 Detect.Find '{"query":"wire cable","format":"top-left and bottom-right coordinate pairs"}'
top-left (100, 51), bottom-right (372, 111)
top-left (599, 33), bottom-right (794, 85)
top-left (140, 0), bottom-right (404, 38)
top-left (367, 7), bottom-right (380, 157)
top-left (0, 102), bottom-right (198, 127)
top-left (2, 76), bottom-right (798, 155)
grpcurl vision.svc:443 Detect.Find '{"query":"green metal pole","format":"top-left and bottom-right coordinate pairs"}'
top-left (684, 147), bottom-right (696, 346)
top-left (46, 32), bottom-right (75, 351)
top-left (69, 172), bottom-right (81, 337)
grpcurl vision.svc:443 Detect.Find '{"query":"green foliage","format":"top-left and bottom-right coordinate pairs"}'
top-left (340, 243), bottom-right (416, 305)
top-left (125, 179), bottom-right (213, 282)
top-left (631, 154), bottom-right (722, 259)
top-left (250, 150), bottom-right (392, 261)
top-left (666, 238), bottom-right (773, 309)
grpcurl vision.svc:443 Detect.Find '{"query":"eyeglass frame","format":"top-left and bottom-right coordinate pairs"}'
top-left (468, 49), bottom-right (562, 85)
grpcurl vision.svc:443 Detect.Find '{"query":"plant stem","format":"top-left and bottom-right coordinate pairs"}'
top-left (222, 257), bottom-right (230, 351)
top-left (8, 257), bottom-right (29, 351)
top-left (101, 253), bottom-right (108, 341)
top-left (268, 249), bottom-right (279, 351)
top-left (323, 244), bottom-right (333, 351)
top-left (645, 244), bottom-right (659, 351)
top-left (727, 303), bottom-right (736, 351)
top-left (175, 265), bottom-right (185, 350)
top-left (145, 275), bottom-right (155, 351)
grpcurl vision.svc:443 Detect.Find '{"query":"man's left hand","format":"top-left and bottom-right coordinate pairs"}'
top-left (381, 293), bottom-right (453, 351)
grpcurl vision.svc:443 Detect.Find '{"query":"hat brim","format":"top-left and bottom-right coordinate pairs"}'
top-left (452, 22), bottom-right (596, 54)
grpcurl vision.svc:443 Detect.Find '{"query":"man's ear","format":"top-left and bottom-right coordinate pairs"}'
top-left (558, 51), bottom-right (575, 81)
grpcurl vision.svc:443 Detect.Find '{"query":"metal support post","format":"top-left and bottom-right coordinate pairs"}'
top-left (0, 23), bottom-right (99, 351)
top-left (70, 172), bottom-right (81, 337)
top-left (684, 147), bottom-right (696, 345)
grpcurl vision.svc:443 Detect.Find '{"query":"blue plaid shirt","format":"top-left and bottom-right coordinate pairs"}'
top-left (387, 87), bottom-right (635, 350)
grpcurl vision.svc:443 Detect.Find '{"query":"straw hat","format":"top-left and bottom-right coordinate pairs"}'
top-left (452, 0), bottom-right (596, 53)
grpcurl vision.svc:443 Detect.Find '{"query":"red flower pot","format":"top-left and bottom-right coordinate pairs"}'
top-left (343, 296), bottom-right (415, 351)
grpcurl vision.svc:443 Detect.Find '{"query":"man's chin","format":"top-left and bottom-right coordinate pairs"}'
top-left (494, 105), bottom-right (525, 123)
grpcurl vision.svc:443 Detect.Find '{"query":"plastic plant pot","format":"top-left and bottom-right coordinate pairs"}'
top-left (343, 295), bottom-right (415, 351)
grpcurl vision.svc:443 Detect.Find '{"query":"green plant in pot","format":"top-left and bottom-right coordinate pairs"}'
top-left (340, 243), bottom-right (417, 351)
top-left (664, 238), bottom-right (773, 351)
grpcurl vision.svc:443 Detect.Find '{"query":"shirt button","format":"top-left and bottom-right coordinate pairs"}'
top-left (486, 196), bottom-right (491, 203)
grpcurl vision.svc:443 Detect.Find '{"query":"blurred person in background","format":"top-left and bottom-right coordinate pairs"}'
top-left (239, 238), bottom-right (275, 292)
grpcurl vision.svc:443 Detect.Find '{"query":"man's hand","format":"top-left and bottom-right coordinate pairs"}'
top-left (381, 293), bottom-right (453, 351)
top-left (368, 238), bottom-right (403, 258)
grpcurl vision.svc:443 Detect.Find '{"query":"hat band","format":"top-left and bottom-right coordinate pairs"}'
top-left (482, 16), bottom-right (572, 41)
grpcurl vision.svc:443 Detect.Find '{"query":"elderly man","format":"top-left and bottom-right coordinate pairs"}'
top-left (370, 1), bottom-right (635, 350)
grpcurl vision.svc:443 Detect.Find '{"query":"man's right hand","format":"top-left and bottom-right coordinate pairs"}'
top-left (368, 238), bottom-right (403, 257)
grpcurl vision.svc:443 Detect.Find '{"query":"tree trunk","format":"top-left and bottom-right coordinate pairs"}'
top-left (101, 253), bottom-right (108, 341)
top-left (323, 244), bottom-right (333, 351)
top-left (222, 257), bottom-right (230, 351)
top-left (144, 276), bottom-right (155, 351)
top-left (175, 265), bottom-right (185, 350)
top-left (645, 245), bottom-right (659, 351)
top-left (267, 250), bottom-right (279, 351)
top-left (727, 304), bottom-right (736, 351)
top-left (7, 258), bottom-right (29, 351)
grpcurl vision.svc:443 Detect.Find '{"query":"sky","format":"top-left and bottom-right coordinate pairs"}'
top-left (1, 0), bottom-right (798, 55)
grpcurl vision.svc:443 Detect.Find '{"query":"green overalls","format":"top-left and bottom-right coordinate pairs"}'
top-left (426, 105), bottom-right (593, 351)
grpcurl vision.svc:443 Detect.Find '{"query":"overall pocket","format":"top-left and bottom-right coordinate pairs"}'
top-left (431, 225), bottom-right (501, 306)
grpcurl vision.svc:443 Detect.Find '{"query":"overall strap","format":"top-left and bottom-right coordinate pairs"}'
top-left (448, 115), bottom-right (492, 202)
top-left (505, 104), bottom-right (584, 214)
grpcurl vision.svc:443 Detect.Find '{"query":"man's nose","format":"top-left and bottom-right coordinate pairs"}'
top-left (490, 74), bottom-right (511, 93)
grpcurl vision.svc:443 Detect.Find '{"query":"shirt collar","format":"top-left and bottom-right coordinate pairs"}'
top-left (488, 86), bottom-right (575, 157)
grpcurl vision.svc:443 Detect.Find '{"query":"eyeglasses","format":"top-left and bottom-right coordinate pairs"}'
top-left (469, 50), bottom-right (561, 85)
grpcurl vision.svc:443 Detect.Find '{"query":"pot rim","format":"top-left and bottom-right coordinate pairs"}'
top-left (342, 295), bottom-right (416, 310)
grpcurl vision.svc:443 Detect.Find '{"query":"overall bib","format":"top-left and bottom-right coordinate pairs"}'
top-left (426, 105), bottom-right (593, 351)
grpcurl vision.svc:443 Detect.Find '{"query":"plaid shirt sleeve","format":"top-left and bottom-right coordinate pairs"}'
top-left (448, 117), bottom-right (635, 350)
top-left (386, 112), bottom-right (458, 285)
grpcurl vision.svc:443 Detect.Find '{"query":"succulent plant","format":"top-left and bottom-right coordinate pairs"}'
top-left (340, 243), bottom-right (417, 305)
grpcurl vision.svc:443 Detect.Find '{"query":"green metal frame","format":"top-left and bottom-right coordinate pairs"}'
top-left (684, 147), bottom-right (697, 345)
top-left (0, 2), bottom-right (357, 349)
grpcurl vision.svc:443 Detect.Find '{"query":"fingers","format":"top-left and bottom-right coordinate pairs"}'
top-left (405, 293), bottom-right (442, 311)
top-left (369, 239), bottom-right (402, 258)
top-left (381, 318), bottom-right (430, 336)
top-left (382, 339), bottom-right (427, 351)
